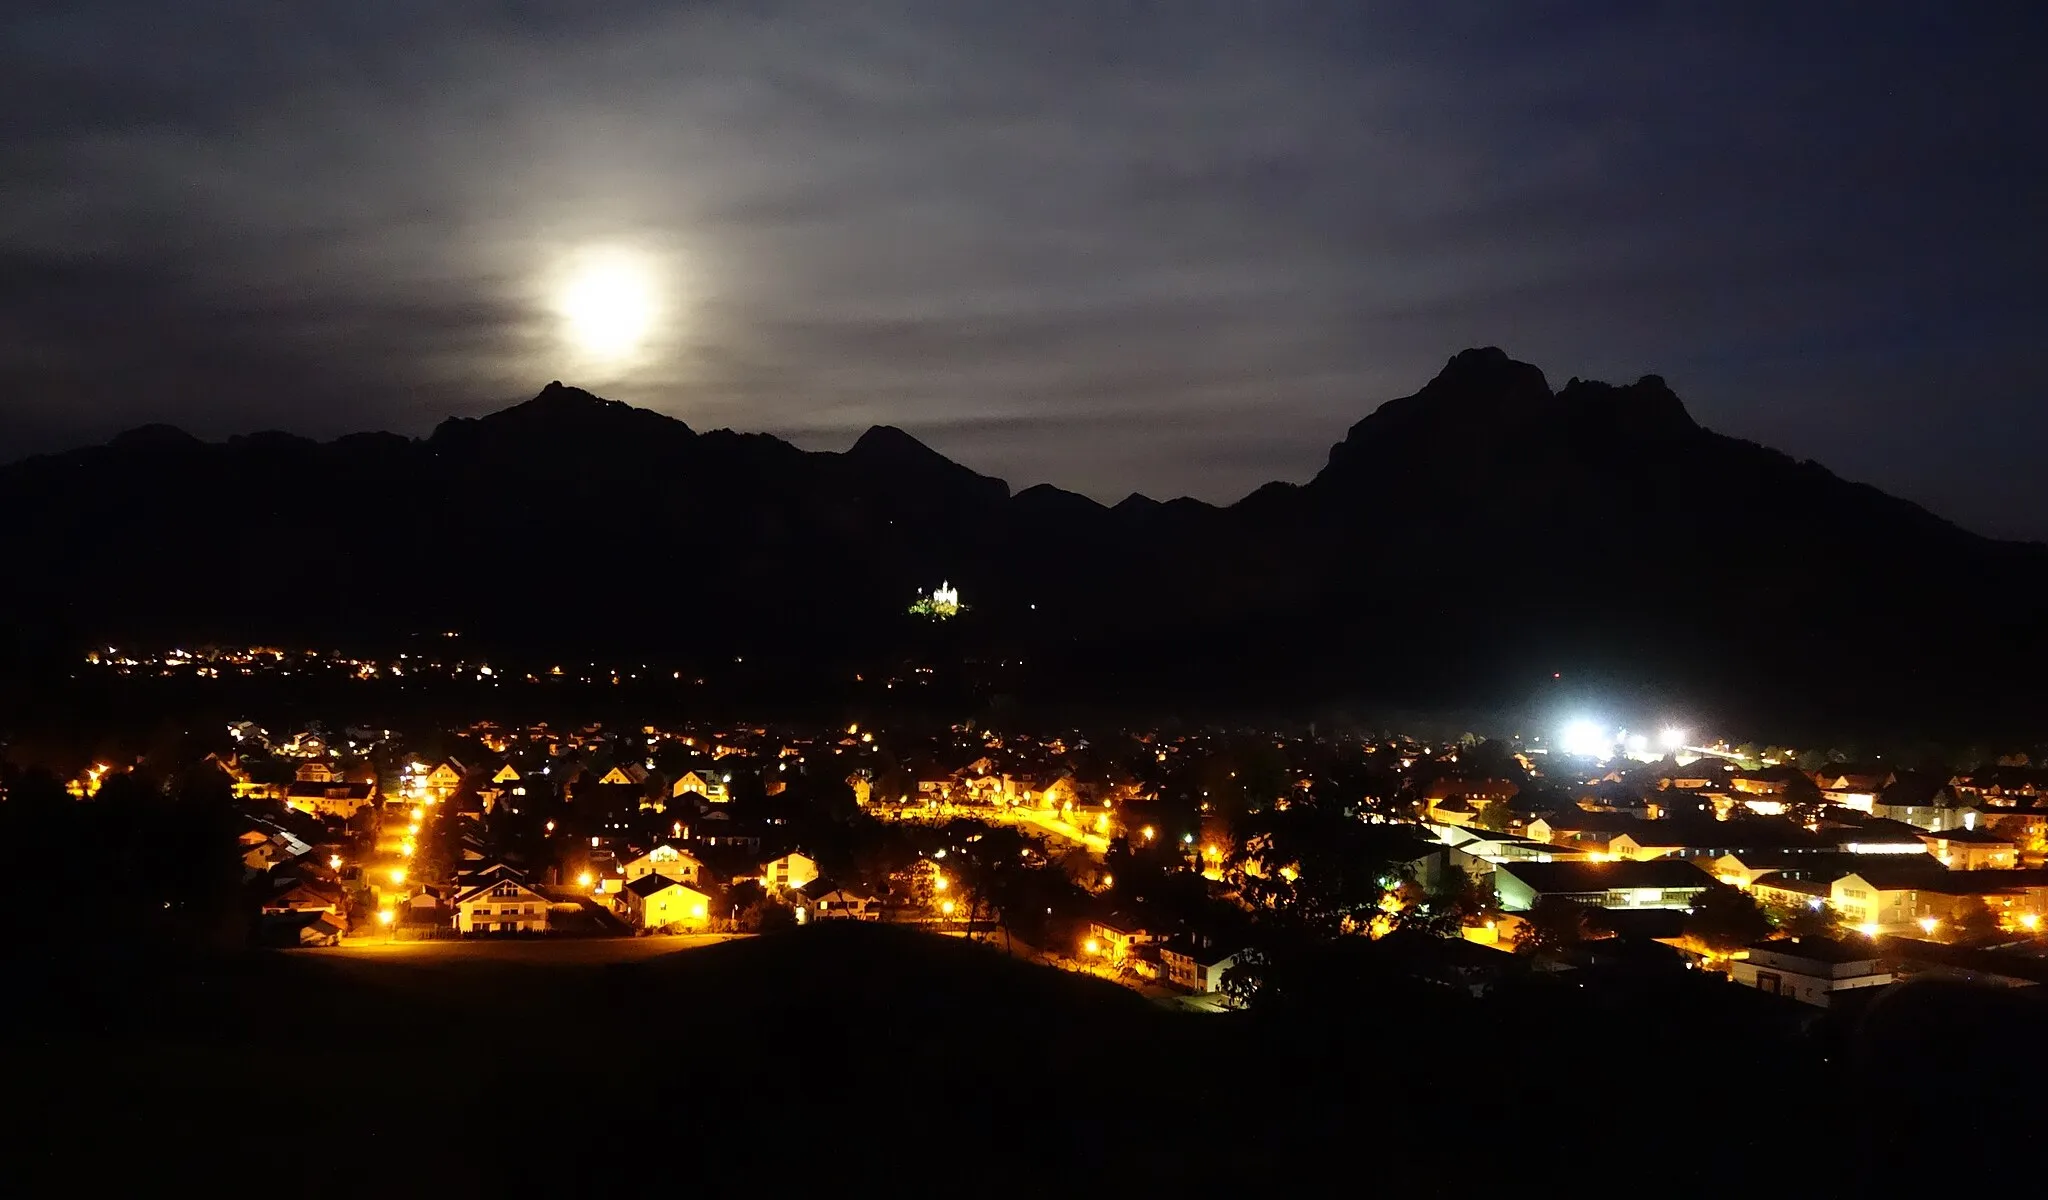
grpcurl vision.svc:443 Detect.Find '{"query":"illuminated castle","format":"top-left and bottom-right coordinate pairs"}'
top-left (909, 581), bottom-right (962, 618)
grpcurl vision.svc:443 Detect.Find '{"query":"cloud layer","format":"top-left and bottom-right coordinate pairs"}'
top-left (4, 1), bottom-right (2044, 536)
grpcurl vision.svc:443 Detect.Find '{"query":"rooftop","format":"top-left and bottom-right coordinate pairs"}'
top-left (1745, 936), bottom-right (1881, 965)
top-left (1496, 859), bottom-right (1712, 893)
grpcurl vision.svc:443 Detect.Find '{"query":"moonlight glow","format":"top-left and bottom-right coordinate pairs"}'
top-left (552, 246), bottom-right (662, 365)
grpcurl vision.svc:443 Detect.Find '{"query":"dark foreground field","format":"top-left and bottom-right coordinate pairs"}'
top-left (7, 925), bottom-right (2038, 1194)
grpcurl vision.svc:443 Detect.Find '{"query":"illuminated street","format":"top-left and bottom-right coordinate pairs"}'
top-left (330, 934), bottom-right (744, 962)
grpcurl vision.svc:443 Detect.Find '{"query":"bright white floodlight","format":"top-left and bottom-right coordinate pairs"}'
top-left (1659, 727), bottom-right (1688, 751)
top-left (1559, 720), bottom-right (1612, 759)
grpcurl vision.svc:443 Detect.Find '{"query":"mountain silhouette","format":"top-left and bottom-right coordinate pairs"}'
top-left (2, 349), bottom-right (2041, 730)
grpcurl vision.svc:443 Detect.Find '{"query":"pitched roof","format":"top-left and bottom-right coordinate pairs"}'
top-left (1744, 935), bottom-right (1880, 965)
top-left (452, 877), bottom-right (545, 905)
top-left (1920, 826), bottom-right (2013, 845)
top-left (624, 872), bottom-right (688, 897)
top-left (1496, 859), bottom-right (1712, 894)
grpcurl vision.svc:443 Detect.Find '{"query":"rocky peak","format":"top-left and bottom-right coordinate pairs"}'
top-left (1554, 373), bottom-right (1699, 442)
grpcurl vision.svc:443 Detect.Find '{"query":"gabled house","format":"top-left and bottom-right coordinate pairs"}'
top-left (453, 877), bottom-right (550, 935)
top-left (1814, 768), bottom-right (1895, 813)
top-left (284, 779), bottom-right (378, 819)
top-left (673, 770), bottom-right (730, 804)
top-left (811, 883), bottom-right (881, 921)
top-left (623, 844), bottom-right (704, 886)
top-left (761, 852), bottom-right (820, 893)
top-left (1160, 935), bottom-right (1241, 994)
top-left (597, 763), bottom-right (650, 787)
top-left (1870, 776), bottom-right (1954, 827)
top-left (295, 759), bottom-right (342, 784)
top-left (1086, 913), bottom-right (1154, 964)
top-left (427, 759), bottom-right (467, 798)
top-left (260, 878), bottom-right (345, 916)
top-left (1525, 810), bottom-right (1642, 849)
top-left (621, 874), bottom-right (712, 930)
top-left (1918, 828), bottom-right (2018, 871)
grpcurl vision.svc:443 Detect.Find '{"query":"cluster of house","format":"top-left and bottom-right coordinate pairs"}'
top-left (1067, 754), bottom-right (2048, 1007)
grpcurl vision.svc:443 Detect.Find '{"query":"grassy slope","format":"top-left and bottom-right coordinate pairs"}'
top-left (12, 926), bottom-right (2038, 1194)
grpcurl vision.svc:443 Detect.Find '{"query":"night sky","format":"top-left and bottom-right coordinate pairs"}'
top-left (5, 2), bottom-right (2045, 538)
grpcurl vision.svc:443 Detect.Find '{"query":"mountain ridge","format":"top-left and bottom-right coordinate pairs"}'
top-left (2, 349), bottom-right (2041, 727)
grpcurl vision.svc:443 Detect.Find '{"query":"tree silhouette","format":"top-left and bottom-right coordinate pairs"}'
top-left (1684, 884), bottom-right (1773, 956)
top-left (1951, 896), bottom-right (2001, 941)
top-left (1515, 896), bottom-right (1598, 956)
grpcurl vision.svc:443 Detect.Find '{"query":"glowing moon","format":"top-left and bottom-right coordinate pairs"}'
top-left (552, 246), bottom-right (661, 364)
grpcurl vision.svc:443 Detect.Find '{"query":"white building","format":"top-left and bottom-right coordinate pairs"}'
top-left (1729, 938), bottom-right (1893, 1007)
top-left (452, 877), bottom-right (551, 935)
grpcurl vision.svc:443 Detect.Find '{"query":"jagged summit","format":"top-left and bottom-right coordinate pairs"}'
top-left (847, 423), bottom-right (1010, 502)
top-left (849, 424), bottom-right (943, 460)
top-left (1318, 348), bottom-right (1704, 483)
top-left (523, 380), bottom-right (623, 410)
top-left (430, 381), bottom-right (693, 447)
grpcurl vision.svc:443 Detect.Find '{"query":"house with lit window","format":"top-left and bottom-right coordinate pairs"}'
top-left (1813, 768), bottom-right (1895, 814)
top-left (453, 877), bottom-right (551, 934)
top-left (673, 770), bottom-right (730, 804)
top-left (284, 778), bottom-right (378, 819)
top-left (761, 851), bottom-right (820, 893)
top-left (1160, 935), bottom-right (1241, 993)
top-left (811, 883), bottom-right (881, 921)
top-left (1917, 828), bottom-right (2018, 870)
top-left (1729, 937), bottom-right (1894, 1007)
top-left (422, 759), bottom-right (468, 804)
top-left (621, 874), bottom-right (711, 930)
top-left (1085, 913), bottom-right (1155, 964)
top-left (597, 763), bottom-right (650, 788)
top-left (623, 844), bottom-right (704, 886)
top-left (1823, 865), bottom-right (2032, 935)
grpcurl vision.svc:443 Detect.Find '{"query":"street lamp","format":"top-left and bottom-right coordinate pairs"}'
top-left (377, 908), bottom-right (395, 944)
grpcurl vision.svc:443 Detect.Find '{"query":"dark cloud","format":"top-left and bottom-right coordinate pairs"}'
top-left (3, 1), bottom-right (2044, 536)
